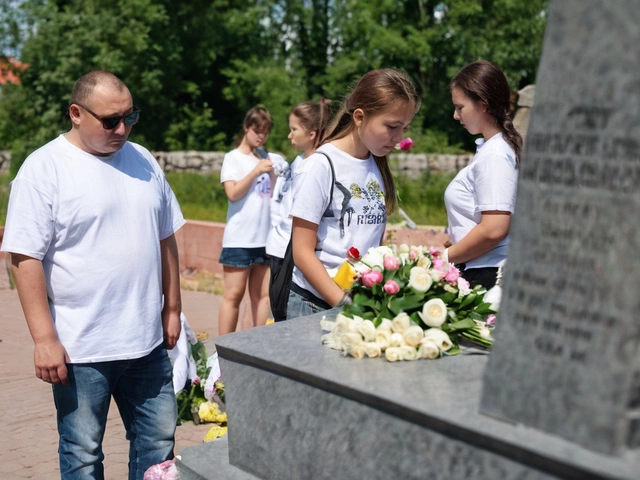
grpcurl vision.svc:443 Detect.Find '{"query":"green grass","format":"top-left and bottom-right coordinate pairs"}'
top-left (0, 173), bottom-right (10, 225)
top-left (166, 170), bottom-right (452, 227)
top-left (0, 170), bottom-right (453, 228)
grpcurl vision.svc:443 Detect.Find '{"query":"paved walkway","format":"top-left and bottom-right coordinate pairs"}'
top-left (0, 275), bottom-right (252, 479)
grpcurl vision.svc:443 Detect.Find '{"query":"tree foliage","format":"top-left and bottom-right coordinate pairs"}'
top-left (0, 0), bottom-right (548, 173)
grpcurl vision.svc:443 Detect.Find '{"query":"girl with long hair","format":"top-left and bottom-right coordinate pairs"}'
top-left (218, 106), bottom-right (286, 334)
top-left (443, 60), bottom-right (522, 289)
top-left (287, 69), bottom-right (421, 318)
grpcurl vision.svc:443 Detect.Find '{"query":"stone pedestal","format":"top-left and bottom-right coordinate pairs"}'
top-left (174, 311), bottom-right (639, 479)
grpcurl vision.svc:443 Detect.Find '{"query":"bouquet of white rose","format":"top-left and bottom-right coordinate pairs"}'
top-left (321, 244), bottom-right (497, 361)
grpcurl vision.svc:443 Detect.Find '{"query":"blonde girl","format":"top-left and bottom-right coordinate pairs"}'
top-left (287, 69), bottom-right (421, 318)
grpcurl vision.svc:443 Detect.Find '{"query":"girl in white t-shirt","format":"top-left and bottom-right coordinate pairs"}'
top-left (443, 60), bottom-right (522, 289)
top-left (266, 99), bottom-right (332, 320)
top-left (218, 106), bottom-right (284, 334)
top-left (287, 69), bottom-right (421, 318)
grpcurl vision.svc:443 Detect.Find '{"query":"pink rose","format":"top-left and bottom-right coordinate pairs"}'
top-left (383, 280), bottom-right (400, 295)
top-left (457, 277), bottom-right (471, 294)
top-left (486, 314), bottom-right (497, 326)
top-left (399, 137), bottom-right (413, 151)
top-left (361, 270), bottom-right (383, 287)
top-left (409, 249), bottom-right (419, 260)
top-left (444, 265), bottom-right (460, 283)
top-left (192, 376), bottom-right (201, 385)
top-left (428, 246), bottom-right (441, 256)
top-left (432, 257), bottom-right (445, 271)
top-left (383, 255), bottom-right (401, 271)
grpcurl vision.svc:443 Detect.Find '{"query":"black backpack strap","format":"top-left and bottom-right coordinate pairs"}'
top-left (316, 152), bottom-right (352, 236)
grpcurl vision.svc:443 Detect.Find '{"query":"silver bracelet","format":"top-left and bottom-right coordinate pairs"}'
top-left (336, 293), bottom-right (352, 307)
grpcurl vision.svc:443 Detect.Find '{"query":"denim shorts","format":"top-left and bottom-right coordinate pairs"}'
top-left (219, 247), bottom-right (268, 268)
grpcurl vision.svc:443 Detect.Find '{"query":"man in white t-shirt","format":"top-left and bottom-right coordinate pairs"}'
top-left (1, 71), bottom-right (185, 479)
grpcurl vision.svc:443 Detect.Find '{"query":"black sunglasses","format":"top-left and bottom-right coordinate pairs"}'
top-left (75, 104), bottom-right (141, 130)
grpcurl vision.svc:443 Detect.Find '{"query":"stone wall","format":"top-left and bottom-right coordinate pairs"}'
top-left (0, 85), bottom-right (533, 175)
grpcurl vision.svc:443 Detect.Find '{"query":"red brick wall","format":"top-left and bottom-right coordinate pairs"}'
top-left (174, 220), bottom-right (449, 274)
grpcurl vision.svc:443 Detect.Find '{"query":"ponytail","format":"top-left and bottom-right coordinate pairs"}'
top-left (373, 155), bottom-right (398, 213)
top-left (500, 116), bottom-right (522, 168)
top-left (290, 98), bottom-right (334, 149)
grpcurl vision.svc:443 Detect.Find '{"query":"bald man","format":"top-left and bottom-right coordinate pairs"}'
top-left (2, 70), bottom-right (184, 479)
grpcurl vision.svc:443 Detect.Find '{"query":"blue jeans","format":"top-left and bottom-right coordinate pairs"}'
top-left (286, 288), bottom-right (328, 319)
top-left (52, 344), bottom-right (177, 480)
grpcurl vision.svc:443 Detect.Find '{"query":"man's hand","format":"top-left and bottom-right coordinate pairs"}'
top-left (162, 310), bottom-right (181, 350)
top-left (34, 339), bottom-right (70, 385)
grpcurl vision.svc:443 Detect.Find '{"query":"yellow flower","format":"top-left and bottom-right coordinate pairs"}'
top-left (332, 261), bottom-right (357, 291)
top-left (195, 331), bottom-right (209, 341)
top-left (203, 425), bottom-right (228, 442)
top-left (198, 401), bottom-right (221, 423)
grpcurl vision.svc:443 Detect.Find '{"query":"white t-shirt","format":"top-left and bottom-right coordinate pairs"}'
top-left (444, 133), bottom-right (518, 269)
top-left (1, 134), bottom-right (185, 363)
top-left (266, 154), bottom-right (303, 258)
top-left (290, 143), bottom-right (387, 299)
top-left (220, 149), bottom-right (285, 248)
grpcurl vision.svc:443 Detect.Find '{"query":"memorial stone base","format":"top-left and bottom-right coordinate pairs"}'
top-left (176, 312), bottom-right (640, 480)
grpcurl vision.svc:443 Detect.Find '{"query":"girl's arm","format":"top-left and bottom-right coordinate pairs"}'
top-left (223, 159), bottom-right (273, 202)
top-left (292, 217), bottom-right (346, 307)
top-left (447, 211), bottom-right (511, 264)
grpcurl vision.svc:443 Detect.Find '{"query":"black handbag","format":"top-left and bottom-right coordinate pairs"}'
top-left (269, 152), bottom-right (343, 321)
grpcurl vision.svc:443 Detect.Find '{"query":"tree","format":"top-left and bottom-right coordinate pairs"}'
top-left (0, 0), bottom-right (548, 175)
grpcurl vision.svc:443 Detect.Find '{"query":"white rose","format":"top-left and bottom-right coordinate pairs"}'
top-left (375, 245), bottom-right (394, 257)
top-left (321, 332), bottom-right (342, 351)
top-left (399, 345), bottom-right (418, 361)
top-left (418, 339), bottom-right (440, 359)
top-left (361, 249), bottom-right (384, 270)
top-left (398, 243), bottom-right (411, 254)
top-left (340, 332), bottom-right (363, 348)
top-left (320, 318), bottom-right (336, 332)
top-left (484, 285), bottom-right (502, 311)
top-left (390, 332), bottom-right (405, 347)
top-left (423, 328), bottom-right (453, 352)
top-left (402, 325), bottom-right (425, 347)
top-left (409, 267), bottom-right (433, 293)
top-left (410, 245), bottom-right (425, 256)
top-left (385, 347), bottom-right (402, 362)
top-left (343, 344), bottom-right (366, 359)
top-left (375, 329), bottom-right (391, 350)
top-left (417, 298), bottom-right (448, 327)
top-left (392, 312), bottom-right (411, 333)
top-left (364, 342), bottom-right (382, 358)
top-left (378, 318), bottom-right (393, 332)
top-left (429, 269), bottom-right (442, 282)
top-left (334, 314), bottom-right (354, 335)
top-left (479, 327), bottom-right (494, 341)
top-left (443, 284), bottom-right (457, 294)
top-left (399, 253), bottom-right (410, 265)
top-left (356, 320), bottom-right (376, 342)
top-left (417, 255), bottom-right (432, 269)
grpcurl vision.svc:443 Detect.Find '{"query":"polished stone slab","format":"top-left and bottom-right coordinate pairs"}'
top-left (481, 0), bottom-right (640, 455)
top-left (176, 436), bottom-right (258, 480)
top-left (215, 311), bottom-right (640, 479)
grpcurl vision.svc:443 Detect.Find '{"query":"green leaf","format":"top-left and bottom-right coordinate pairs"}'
top-left (440, 292), bottom-right (456, 304)
top-left (441, 318), bottom-right (476, 333)
top-left (458, 293), bottom-right (477, 309)
top-left (389, 293), bottom-right (425, 314)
